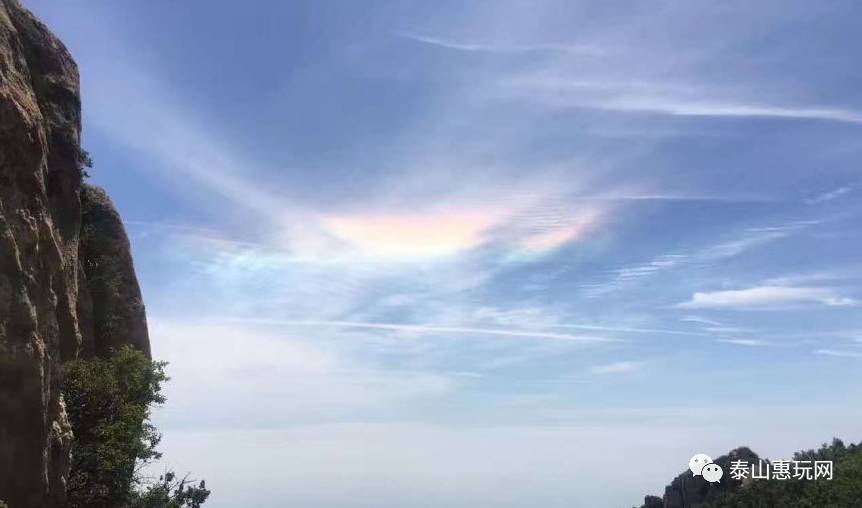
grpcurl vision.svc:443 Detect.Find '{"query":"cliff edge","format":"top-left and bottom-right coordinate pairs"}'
top-left (0, 1), bottom-right (150, 506)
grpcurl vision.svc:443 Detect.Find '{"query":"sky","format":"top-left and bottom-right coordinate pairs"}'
top-left (25, 0), bottom-right (862, 506)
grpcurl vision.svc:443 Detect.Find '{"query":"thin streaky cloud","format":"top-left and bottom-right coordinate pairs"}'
top-left (583, 220), bottom-right (816, 298)
top-left (704, 326), bottom-right (755, 334)
top-left (589, 361), bottom-right (644, 375)
top-left (598, 98), bottom-right (862, 125)
top-left (568, 194), bottom-right (775, 203)
top-left (211, 318), bottom-right (619, 343)
top-left (762, 268), bottom-right (862, 287)
top-left (581, 253), bottom-right (687, 297)
top-left (504, 76), bottom-right (862, 125)
top-left (717, 338), bottom-right (769, 347)
top-left (815, 349), bottom-right (862, 358)
top-left (676, 286), bottom-right (858, 310)
top-left (549, 323), bottom-right (711, 337)
top-left (680, 316), bottom-right (723, 327)
top-left (401, 33), bottom-right (605, 56)
top-left (125, 220), bottom-right (269, 250)
top-left (806, 185), bottom-right (854, 205)
top-left (697, 226), bottom-right (796, 260)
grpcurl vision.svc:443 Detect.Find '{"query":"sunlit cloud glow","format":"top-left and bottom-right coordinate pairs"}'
top-left (321, 209), bottom-right (503, 260)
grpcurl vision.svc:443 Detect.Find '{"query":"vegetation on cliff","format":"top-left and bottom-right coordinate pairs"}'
top-left (701, 439), bottom-right (862, 508)
top-left (637, 439), bottom-right (862, 508)
top-left (62, 347), bottom-right (209, 508)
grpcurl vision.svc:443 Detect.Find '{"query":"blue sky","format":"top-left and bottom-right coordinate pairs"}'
top-left (28, 0), bottom-right (862, 506)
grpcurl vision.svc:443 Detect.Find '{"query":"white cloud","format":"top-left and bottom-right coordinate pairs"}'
top-left (581, 253), bottom-right (687, 297)
top-left (589, 360), bottom-right (644, 375)
top-left (815, 349), bottom-right (862, 358)
top-left (400, 33), bottom-right (604, 56)
top-left (147, 406), bottom-right (862, 508)
top-left (716, 338), bottom-right (768, 347)
top-left (581, 221), bottom-right (815, 298)
top-left (697, 226), bottom-right (796, 260)
top-left (149, 321), bottom-right (463, 428)
top-left (552, 323), bottom-right (709, 337)
top-left (806, 185), bottom-right (854, 204)
top-left (598, 97), bottom-right (862, 125)
top-left (208, 318), bottom-right (617, 343)
top-left (449, 306), bottom-right (709, 338)
top-left (704, 326), bottom-right (755, 334)
top-left (511, 212), bottom-right (601, 256)
top-left (502, 75), bottom-right (862, 125)
top-left (318, 202), bottom-right (602, 262)
top-left (761, 270), bottom-right (862, 287)
top-left (143, 422), bottom-right (710, 508)
top-left (680, 316), bottom-right (723, 326)
top-left (321, 209), bottom-right (501, 260)
top-left (676, 286), bottom-right (857, 310)
top-left (82, 38), bottom-right (616, 268)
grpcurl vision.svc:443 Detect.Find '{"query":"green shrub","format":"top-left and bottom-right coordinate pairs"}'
top-left (77, 148), bottom-right (93, 178)
top-left (703, 439), bottom-right (862, 508)
top-left (130, 471), bottom-right (210, 508)
top-left (62, 346), bottom-right (209, 508)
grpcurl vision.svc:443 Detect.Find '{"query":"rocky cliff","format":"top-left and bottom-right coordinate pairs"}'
top-left (0, 1), bottom-right (150, 506)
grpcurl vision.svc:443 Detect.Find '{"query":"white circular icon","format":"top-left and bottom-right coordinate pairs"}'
top-left (689, 453), bottom-right (713, 476)
top-left (702, 463), bottom-right (724, 483)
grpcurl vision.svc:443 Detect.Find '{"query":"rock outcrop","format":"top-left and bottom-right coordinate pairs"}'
top-left (79, 185), bottom-right (150, 359)
top-left (0, 1), bottom-right (149, 506)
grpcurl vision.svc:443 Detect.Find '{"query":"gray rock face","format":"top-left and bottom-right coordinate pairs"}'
top-left (0, 1), bottom-right (150, 506)
top-left (79, 184), bottom-right (150, 359)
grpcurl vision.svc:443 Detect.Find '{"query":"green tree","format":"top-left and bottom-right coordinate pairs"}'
top-left (77, 147), bottom-right (93, 178)
top-left (62, 346), bottom-right (209, 508)
top-left (130, 472), bottom-right (210, 508)
top-left (703, 439), bottom-right (862, 508)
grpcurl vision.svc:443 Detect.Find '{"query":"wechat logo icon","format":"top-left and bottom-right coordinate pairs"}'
top-left (689, 453), bottom-right (723, 483)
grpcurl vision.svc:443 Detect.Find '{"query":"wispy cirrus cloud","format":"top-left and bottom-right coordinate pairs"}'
top-left (150, 321), bottom-right (464, 428)
top-left (89, 64), bottom-right (620, 266)
top-left (400, 33), bottom-right (605, 56)
top-left (500, 75), bottom-right (862, 125)
top-left (675, 286), bottom-right (857, 310)
top-left (320, 203), bottom-right (602, 262)
top-left (806, 185), bottom-right (854, 205)
top-left (680, 316), bottom-right (723, 327)
top-left (581, 221), bottom-right (817, 298)
top-left (597, 97), bottom-right (862, 125)
top-left (698, 222), bottom-right (813, 260)
top-left (717, 338), bottom-right (769, 347)
top-left (581, 253), bottom-right (687, 297)
top-left (761, 268), bottom-right (862, 287)
top-left (814, 349), bottom-right (862, 358)
top-left (208, 318), bottom-right (617, 343)
top-left (47, 1), bottom-right (862, 506)
top-left (471, 307), bottom-right (711, 338)
top-left (589, 361), bottom-right (644, 375)
top-left (80, 34), bottom-right (614, 268)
